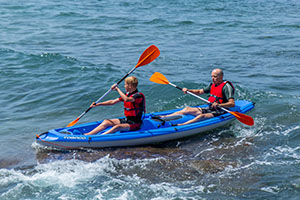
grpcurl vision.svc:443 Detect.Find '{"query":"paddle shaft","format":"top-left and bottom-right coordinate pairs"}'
top-left (66, 45), bottom-right (161, 127)
top-left (168, 82), bottom-right (232, 113)
top-left (91, 46), bottom-right (159, 105)
top-left (74, 66), bottom-right (137, 121)
top-left (83, 46), bottom-right (158, 112)
top-left (70, 46), bottom-right (159, 125)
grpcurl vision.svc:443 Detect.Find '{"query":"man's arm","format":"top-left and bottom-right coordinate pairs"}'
top-left (220, 82), bottom-right (235, 108)
top-left (183, 88), bottom-right (204, 95)
top-left (91, 98), bottom-right (120, 107)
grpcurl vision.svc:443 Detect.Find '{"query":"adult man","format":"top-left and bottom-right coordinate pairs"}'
top-left (85, 76), bottom-right (145, 135)
top-left (163, 68), bottom-right (235, 126)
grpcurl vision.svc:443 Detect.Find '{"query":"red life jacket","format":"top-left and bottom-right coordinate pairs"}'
top-left (121, 91), bottom-right (146, 118)
top-left (208, 81), bottom-right (234, 104)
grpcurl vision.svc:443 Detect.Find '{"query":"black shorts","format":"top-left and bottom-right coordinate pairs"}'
top-left (119, 118), bottom-right (142, 131)
top-left (200, 107), bottom-right (226, 117)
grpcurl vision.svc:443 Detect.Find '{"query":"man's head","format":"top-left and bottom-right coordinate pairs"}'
top-left (211, 68), bottom-right (224, 85)
top-left (124, 76), bottom-right (138, 92)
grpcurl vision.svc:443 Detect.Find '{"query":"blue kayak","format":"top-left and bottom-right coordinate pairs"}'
top-left (36, 100), bottom-right (255, 149)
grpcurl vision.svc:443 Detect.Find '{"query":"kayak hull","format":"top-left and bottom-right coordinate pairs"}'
top-left (36, 100), bottom-right (254, 149)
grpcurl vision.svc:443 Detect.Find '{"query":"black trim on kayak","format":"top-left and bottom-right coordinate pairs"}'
top-left (151, 115), bottom-right (183, 128)
top-left (151, 115), bottom-right (182, 122)
top-left (37, 132), bottom-right (48, 139)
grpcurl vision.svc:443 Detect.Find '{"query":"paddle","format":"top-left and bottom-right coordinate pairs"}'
top-left (149, 72), bottom-right (254, 126)
top-left (66, 45), bottom-right (160, 127)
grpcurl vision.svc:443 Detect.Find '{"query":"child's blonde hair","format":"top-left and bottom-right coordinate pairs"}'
top-left (125, 76), bottom-right (138, 88)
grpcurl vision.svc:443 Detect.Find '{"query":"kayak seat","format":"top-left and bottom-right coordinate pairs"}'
top-left (139, 118), bottom-right (158, 130)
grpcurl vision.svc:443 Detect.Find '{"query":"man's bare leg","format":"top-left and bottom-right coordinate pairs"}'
top-left (177, 113), bottom-right (214, 126)
top-left (84, 119), bottom-right (120, 135)
top-left (161, 106), bottom-right (203, 118)
top-left (101, 124), bottom-right (130, 135)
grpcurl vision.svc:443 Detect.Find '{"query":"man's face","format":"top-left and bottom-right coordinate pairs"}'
top-left (211, 70), bottom-right (223, 85)
top-left (124, 82), bottom-right (132, 92)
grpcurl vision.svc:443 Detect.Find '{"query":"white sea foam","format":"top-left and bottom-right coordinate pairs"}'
top-left (281, 125), bottom-right (300, 136)
top-left (148, 181), bottom-right (206, 199)
top-left (267, 145), bottom-right (300, 161)
top-left (261, 186), bottom-right (280, 194)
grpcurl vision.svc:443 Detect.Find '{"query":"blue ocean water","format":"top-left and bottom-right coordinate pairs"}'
top-left (1, 0), bottom-right (300, 199)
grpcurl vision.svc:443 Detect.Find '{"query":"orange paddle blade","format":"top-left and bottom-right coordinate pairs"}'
top-left (229, 111), bottom-right (254, 126)
top-left (136, 45), bottom-right (160, 68)
top-left (67, 118), bottom-right (79, 127)
top-left (149, 72), bottom-right (169, 85)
